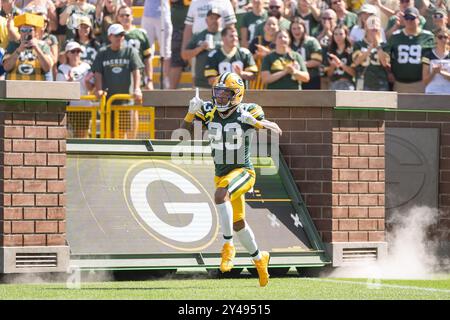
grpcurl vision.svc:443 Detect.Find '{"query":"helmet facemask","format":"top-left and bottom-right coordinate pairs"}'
top-left (212, 86), bottom-right (238, 113)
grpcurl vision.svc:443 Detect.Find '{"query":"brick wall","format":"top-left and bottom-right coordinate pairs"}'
top-left (154, 106), bottom-right (386, 244)
top-left (386, 111), bottom-right (450, 242)
top-left (0, 101), bottom-right (67, 247)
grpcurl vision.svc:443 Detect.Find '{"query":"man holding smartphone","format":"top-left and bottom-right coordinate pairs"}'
top-left (3, 13), bottom-right (53, 80)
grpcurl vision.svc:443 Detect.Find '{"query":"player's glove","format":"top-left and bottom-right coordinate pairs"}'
top-left (237, 109), bottom-right (257, 126)
top-left (188, 96), bottom-right (203, 114)
top-left (260, 120), bottom-right (283, 135)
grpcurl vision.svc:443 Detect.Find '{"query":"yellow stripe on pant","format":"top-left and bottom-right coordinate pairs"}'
top-left (214, 168), bottom-right (256, 223)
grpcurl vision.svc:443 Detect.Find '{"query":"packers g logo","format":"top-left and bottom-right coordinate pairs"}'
top-left (18, 63), bottom-right (34, 75)
top-left (124, 160), bottom-right (218, 251)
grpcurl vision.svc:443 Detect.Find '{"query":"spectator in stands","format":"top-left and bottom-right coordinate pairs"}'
top-left (349, 4), bottom-right (385, 43)
top-left (381, 0), bottom-right (427, 39)
top-left (117, 5), bottom-right (153, 90)
top-left (62, 15), bottom-right (100, 66)
top-left (249, 16), bottom-right (278, 59)
top-left (292, 0), bottom-right (321, 37)
top-left (31, 9), bottom-right (58, 80)
top-left (141, 0), bottom-right (172, 89)
top-left (181, 8), bottom-right (222, 89)
top-left (56, 41), bottom-right (95, 138)
top-left (261, 29), bottom-right (310, 89)
top-left (253, 0), bottom-right (291, 38)
top-left (422, 27), bottom-right (450, 94)
top-left (3, 13), bottom-right (53, 80)
top-left (0, 46), bottom-right (5, 79)
top-left (325, 25), bottom-right (356, 90)
top-left (380, 7), bottom-right (435, 93)
top-left (95, 0), bottom-right (119, 44)
top-left (316, 9), bottom-right (337, 49)
top-left (0, 0), bottom-right (22, 17)
top-left (430, 8), bottom-right (449, 30)
top-left (240, 0), bottom-right (268, 48)
top-left (93, 23), bottom-right (143, 101)
top-left (92, 23), bottom-right (144, 139)
top-left (352, 16), bottom-right (390, 91)
top-left (330, 0), bottom-right (357, 30)
top-left (204, 26), bottom-right (257, 87)
top-left (24, 0), bottom-right (57, 32)
top-left (168, 0), bottom-right (189, 89)
top-left (60, 0), bottom-right (96, 40)
top-left (233, 0), bottom-right (251, 38)
top-left (289, 17), bottom-right (323, 89)
top-left (182, 0), bottom-right (237, 87)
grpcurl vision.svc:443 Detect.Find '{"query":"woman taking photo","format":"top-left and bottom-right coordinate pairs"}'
top-left (422, 27), bottom-right (450, 94)
top-left (289, 17), bottom-right (323, 89)
top-left (261, 29), bottom-right (310, 89)
top-left (325, 24), bottom-right (355, 90)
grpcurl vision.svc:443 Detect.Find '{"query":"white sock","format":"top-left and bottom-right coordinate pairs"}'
top-left (236, 225), bottom-right (262, 260)
top-left (217, 201), bottom-right (234, 245)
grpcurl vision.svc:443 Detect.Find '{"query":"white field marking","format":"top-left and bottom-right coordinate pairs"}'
top-left (303, 278), bottom-right (450, 294)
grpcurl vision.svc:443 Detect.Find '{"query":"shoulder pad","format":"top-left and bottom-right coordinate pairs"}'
top-left (239, 47), bottom-right (251, 55)
top-left (208, 49), bottom-right (217, 57)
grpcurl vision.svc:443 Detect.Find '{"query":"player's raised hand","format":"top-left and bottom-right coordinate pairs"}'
top-left (237, 109), bottom-right (257, 126)
top-left (188, 88), bottom-right (203, 114)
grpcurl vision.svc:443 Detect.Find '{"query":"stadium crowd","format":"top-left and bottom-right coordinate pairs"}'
top-left (0, 0), bottom-right (449, 95)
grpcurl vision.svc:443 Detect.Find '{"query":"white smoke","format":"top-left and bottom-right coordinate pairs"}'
top-left (324, 206), bottom-right (450, 279)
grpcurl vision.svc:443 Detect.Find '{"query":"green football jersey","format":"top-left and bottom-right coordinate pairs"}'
top-left (352, 40), bottom-right (389, 90)
top-left (204, 47), bottom-right (258, 87)
top-left (195, 102), bottom-right (265, 177)
top-left (291, 36), bottom-right (323, 79)
top-left (294, 10), bottom-right (320, 36)
top-left (124, 28), bottom-right (152, 62)
top-left (261, 51), bottom-right (307, 89)
top-left (187, 29), bottom-right (222, 88)
top-left (241, 10), bottom-right (268, 44)
top-left (384, 29), bottom-right (435, 83)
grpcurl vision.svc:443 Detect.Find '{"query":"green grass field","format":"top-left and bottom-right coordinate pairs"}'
top-left (0, 271), bottom-right (449, 300)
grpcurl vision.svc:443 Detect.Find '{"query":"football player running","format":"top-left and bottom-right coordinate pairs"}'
top-left (181, 72), bottom-right (282, 287)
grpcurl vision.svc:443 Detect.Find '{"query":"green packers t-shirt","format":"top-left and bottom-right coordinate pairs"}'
top-left (91, 45), bottom-right (144, 97)
top-left (261, 51), bottom-right (307, 89)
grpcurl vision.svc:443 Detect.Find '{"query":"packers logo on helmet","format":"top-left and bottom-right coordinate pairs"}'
top-left (212, 72), bottom-right (245, 113)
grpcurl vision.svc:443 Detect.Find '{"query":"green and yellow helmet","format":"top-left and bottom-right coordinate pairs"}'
top-left (212, 72), bottom-right (245, 112)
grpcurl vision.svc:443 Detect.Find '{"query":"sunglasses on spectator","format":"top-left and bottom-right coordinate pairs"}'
top-left (322, 17), bottom-right (333, 20)
top-left (69, 49), bottom-right (82, 54)
top-left (437, 34), bottom-right (449, 40)
top-left (19, 26), bottom-right (33, 33)
top-left (119, 13), bottom-right (131, 17)
top-left (269, 5), bottom-right (280, 9)
top-left (433, 13), bottom-right (444, 19)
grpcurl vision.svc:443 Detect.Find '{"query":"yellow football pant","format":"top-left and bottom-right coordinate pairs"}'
top-left (214, 168), bottom-right (256, 223)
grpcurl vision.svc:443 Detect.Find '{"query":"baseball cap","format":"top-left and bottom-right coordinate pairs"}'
top-left (108, 23), bottom-right (125, 36)
top-left (433, 8), bottom-right (448, 17)
top-left (76, 16), bottom-right (92, 28)
top-left (359, 4), bottom-right (378, 15)
top-left (403, 7), bottom-right (420, 18)
top-left (64, 41), bottom-right (84, 53)
top-left (207, 8), bottom-right (221, 17)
